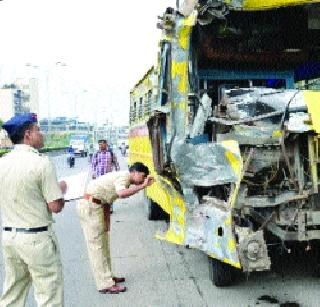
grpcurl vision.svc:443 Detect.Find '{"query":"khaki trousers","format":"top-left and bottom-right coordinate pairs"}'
top-left (76, 199), bottom-right (114, 290)
top-left (0, 230), bottom-right (64, 307)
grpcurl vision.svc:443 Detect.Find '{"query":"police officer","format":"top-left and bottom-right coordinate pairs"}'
top-left (77, 162), bottom-right (154, 294)
top-left (0, 113), bottom-right (66, 307)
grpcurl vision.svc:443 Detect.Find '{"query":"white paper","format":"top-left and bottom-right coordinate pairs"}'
top-left (60, 171), bottom-right (89, 201)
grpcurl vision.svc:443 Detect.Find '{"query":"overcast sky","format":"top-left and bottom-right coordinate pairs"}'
top-left (0, 0), bottom-right (176, 125)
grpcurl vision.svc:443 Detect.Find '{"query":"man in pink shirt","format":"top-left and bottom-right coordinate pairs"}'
top-left (91, 139), bottom-right (119, 179)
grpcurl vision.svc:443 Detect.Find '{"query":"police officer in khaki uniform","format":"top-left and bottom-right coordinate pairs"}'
top-left (77, 162), bottom-right (154, 294)
top-left (0, 113), bottom-right (66, 307)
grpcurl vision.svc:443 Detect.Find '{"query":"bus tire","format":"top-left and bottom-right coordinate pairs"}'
top-left (209, 257), bottom-right (236, 287)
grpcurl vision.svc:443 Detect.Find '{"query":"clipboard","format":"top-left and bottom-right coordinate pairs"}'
top-left (60, 171), bottom-right (90, 201)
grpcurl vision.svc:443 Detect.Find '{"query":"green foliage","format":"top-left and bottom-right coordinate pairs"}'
top-left (44, 133), bottom-right (71, 148)
top-left (0, 149), bottom-right (9, 157)
top-left (0, 147), bottom-right (67, 157)
top-left (39, 147), bottom-right (68, 153)
top-left (0, 132), bottom-right (71, 157)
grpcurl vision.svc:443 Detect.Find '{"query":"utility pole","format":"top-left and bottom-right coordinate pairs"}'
top-left (25, 62), bottom-right (67, 147)
top-left (46, 73), bottom-right (51, 145)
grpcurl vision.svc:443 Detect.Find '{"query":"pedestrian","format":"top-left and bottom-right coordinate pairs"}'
top-left (0, 113), bottom-right (66, 307)
top-left (76, 162), bottom-right (154, 294)
top-left (67, 145), bottom-right (75, 168)
top-left (91, 139), bottom-right (120, 213)
top-left (91, 139), bottom-right (119, 179)
top-left (88, 143), bottom-right (94, 163)
top-left (120, 142), bottom-right (126, 157)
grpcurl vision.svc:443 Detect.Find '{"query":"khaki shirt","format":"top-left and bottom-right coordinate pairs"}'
top-left (86, 171), bottom-right (130, 204)
top-left (0, 144), bottom-right (62, 228)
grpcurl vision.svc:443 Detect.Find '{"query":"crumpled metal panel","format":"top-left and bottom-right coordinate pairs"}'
top-left (170, 16), bottom-right (194, 141)
top-left (163, 16), bottom-right (244, 267)
top-left (216, 88), bottom-right (319, 135)
top-left (179, 0), bottom-right (199, 16)
top-left (185, 199), bottom-right (240, 267)
top-left (222, 88), bottom-right (307, 121)
top-left (157, 188), bottom-right (186, 245)
top-left (172, 142), bottom-right (239, 186)
top-left (190, 93), bottom-right (212, 138)
top-left (217, 124), bottom-right (281, 145)
top-left (288, 112), bottom-right (312, 133)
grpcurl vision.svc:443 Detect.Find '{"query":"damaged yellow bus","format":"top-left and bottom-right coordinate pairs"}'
top-left (129, 0), bottom-right (320, 286)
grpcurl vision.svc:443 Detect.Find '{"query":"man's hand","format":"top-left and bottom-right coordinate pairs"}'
top-left (59, 180), bottom-right (67, 195)
top-left (117, 176), bottom-right (155, 199)
top-left (48, 199), bottom-right (64, 213)
top-left (143, 175), bottom-right (155, 188)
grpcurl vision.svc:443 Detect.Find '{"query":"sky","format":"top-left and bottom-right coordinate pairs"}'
top-left (0, 0), bottom-right (176, 125)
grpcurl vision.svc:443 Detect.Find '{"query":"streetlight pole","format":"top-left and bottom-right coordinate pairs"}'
top-left (26, 62), bottom-right (67, 146)
top-left (45, 72), bottom-right (53, 144)
top-left (73, 88), bottom-right (88, 135)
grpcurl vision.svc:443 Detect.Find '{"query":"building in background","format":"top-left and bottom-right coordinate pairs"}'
top-left (15, 78), bottom-right (40, 116)
top-left (39, 116), bottom-right (94, 148)
top-left (0, 78), bottom-right (39, 122)
top-left (39, 116), bottom-right (93, 134)
top-left (116, 126), bottom-right (129, 148)
top-left (0, 86), bottom-right (17, 121)
top-left (0, 128), bottom-right (12, 148)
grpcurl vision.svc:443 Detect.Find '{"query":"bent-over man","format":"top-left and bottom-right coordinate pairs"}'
top-left (0, 113), bottom-right (65, 307)
top-left (91, 139), bottom-right (120, 214)
top-left (76, 162), bottom-right (154, 294)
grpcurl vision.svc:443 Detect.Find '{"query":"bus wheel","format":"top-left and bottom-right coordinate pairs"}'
top-left (209, 257), bottom-right (236, 287)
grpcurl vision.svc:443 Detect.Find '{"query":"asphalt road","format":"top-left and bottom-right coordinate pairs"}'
top-left (0, 151), bottom-right (320, 306)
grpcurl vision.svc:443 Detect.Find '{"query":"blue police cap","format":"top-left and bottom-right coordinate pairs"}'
top-left (2, 113), bottom-right (38, 136)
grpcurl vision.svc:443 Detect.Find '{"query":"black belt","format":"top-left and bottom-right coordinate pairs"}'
top-left (3, 226), bottom-right (48, 233)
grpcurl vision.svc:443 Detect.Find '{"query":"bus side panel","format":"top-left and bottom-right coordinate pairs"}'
top-left (129, 125), bottom-right (171, 214)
